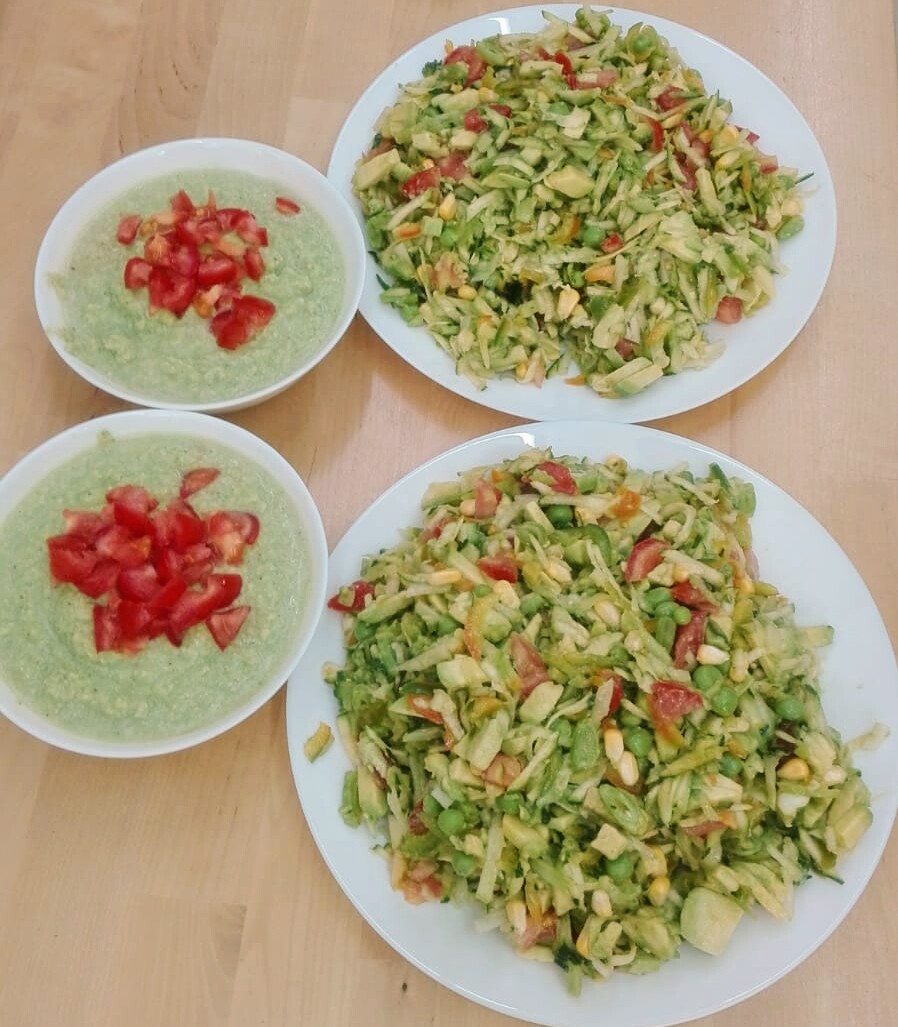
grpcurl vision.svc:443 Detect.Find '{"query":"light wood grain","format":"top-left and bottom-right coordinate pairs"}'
top-left (0, 1), bottom-right (896, 1025)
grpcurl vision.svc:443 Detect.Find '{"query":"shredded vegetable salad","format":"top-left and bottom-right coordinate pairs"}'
top-left (323, 448), bottom-right (871, 990)
top-left (351, 7), bottom-right (808, 399)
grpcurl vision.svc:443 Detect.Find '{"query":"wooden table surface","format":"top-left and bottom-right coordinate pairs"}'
top-left (1, 1), bottom-right (896, 1024)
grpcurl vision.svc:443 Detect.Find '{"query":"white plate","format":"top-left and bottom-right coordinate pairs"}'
top-left (35, 138), bottom-right (365, 413)
top-left (0, 410), bottom-right (328, 758)
top-left (327, 5), bottom-right (836, 423)
top-left (286, 421), bottom-right (897, 1027)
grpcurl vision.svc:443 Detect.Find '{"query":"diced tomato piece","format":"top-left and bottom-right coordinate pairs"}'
top-left (93, 526), bottom-right (151, 569)
top-left (673, 610), bottom-right (708, 668)
top-left (93, 605), bottom-right (122, 653)
top-left (216, 207), bottom-right (249, 233)
top-left (327, 579), bottom-right (375, 613)
top-left (510, 633), bottom-right (550, 697)
top-left (234, 212), bottom-right (268, 247)
top-left (179, 542), bottom-right (217, 585)
top-left (682, 819), bottom-right (729, 838)
top-left (153, 546), bottom-right (183, 584)
top-left (116, 214), bottom-right (142, 245)
top-left (477, 554), bottom-right (518, 583)
top-left (519, 910), bottom-right (557, 950)
top-left (489, 103), bottom-right (512, 117)
top-left (407, 694), bottom-right (443, 725)
top-left (681, 122), bottom-right (711, 160)
top-left (743, 129), bottom-right (760, 145)
top-left (106, 484), bottom-right (157, 513)
top-left (675, 152), bottom-right (697, 190)
top-left (656, 85), bottom-right (684, 111)
top-left (167, 242), bottom-right (200, 279)
top-left (244, 246), bottom-right (265, 281)
top-left (400, 166), bottom-right (441, 199)
top-left (444, 45), bottom-right (487, 86)
top-left (275, 196), bottom-right (301, 215)
top-left (149, 576), bottom-right (187, 610)
top-left (206, 605), bottom-right (250, 650)
top-left (670, 581), bottom-right (718, 612)
top-left (169, 573), bottom-right (243, 633)
top-left (549, 50), bottom-right (576, 89)
top-left (195, 216), bottom-right (223, 244)
top-left (206, 510), bottom-right (259, 564)
top-left (118, 599), bottom-right (154, 640)
top-left (75, 559), bottom-right (120, 599)
top-left (483, 752), bottom-right (522, 789)
top-left (473, 478), bottom-right (501, 518)
top-left (537, 460), bottom-right (578, 495)
top-left (601, 233), bottom-right (623, 254)
top-left (144, 232), bottom-right (173, 266)
top-left (649, 679), bottom-right (704, 729)
top-left (364, 138), bottom-right (395, 160)
top-left (234, 295), bottom-right (275, 331)
top-left (759, 154), bottom-right (778, 174)
top-left (112, 501), bottom-right (153, 537)
top-left (123, 257), bottom-right (152, 289)
top-left (196, 256), bottom-right (238, 288)
top-left (148, 267), bottom-right (196, 317)
top-left (169, 189), bottom-right (195, 215)
top-left (117, 564), bottom-right (160, 602)
top-left (209, 308), bottom-right (250, 350)
top-left (408, 801), bottom-right (428, 835)
top-left (180, 467), bottom-right (220, 499)
top-left (615, 338), bottom-right (636, 360)
top-left (438, 153), bottom-right (468, 181)
top-left (595, 68), bottom-right (618, 88)
top-left (645, 116), bottom-right (664, 153)
top-left (62, 509), bottom-right (110, 539)
top-left (624, 537), bottom-right (667, 582)
top-left (152, 502), bottom-right (206, 553)
top-left (715, 296), bottom-right (743, 324)
top-left (419, 517), bottom-right (448, 543)
top-left (175, 218), bottom-right (201, 246)
top-left (463, 108), bottom-right (488, 133)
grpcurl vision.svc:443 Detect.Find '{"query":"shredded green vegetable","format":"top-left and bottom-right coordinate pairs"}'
top-left (324, 448), bottom-right (871, 990)
top-left (352, 7), bottom-right (807, 398)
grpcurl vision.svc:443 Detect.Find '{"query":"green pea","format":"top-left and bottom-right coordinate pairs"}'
top-left (437, 807), bottom-right (465, 836)
top-left (624, 726), bottom-right (653, 758)
top-left (655, 616), bottom-right (676, 650)
top-left (546, 504), bottom-right (574, 528)
top-left (435, 614), bottom-right (459, 636)
top-left (519, 593), bottom-right (545, 618)
top-left (571, 720), bottom-right (600, 770)
top-left (473, 583), bottom-right (492, 598)
top-left (581, 223), bottom-right (604, 248)
top-left (496, 792), bottom-right (521, 814)
top-left (711, 686), bottom-right (738, 717)
top-left (605, 852), bottom-right (634, 882)
top-left (550, 718), bottom-right (573, 747)
top-left (775, 695), bottom-right (805, 722)
top-left (644, 587), bottom-right (672, 610)
top-left (719, 753), bottom-right (743, 778)
top-left (692, 664), bottom-right (723, 692)
top-left (672, 604), bottom-right (692, 626)
top-left (422, 794), bottom-right (440, 818)
top-left (653, 600), bottom-right (679, 619)
top-left (451, 850), bottom-right (476, 876)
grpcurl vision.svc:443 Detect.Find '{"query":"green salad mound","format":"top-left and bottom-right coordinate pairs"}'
top-left (324, 448), bottom-right (870, 991)
top-left (352, 7), bottom-right (808, 399)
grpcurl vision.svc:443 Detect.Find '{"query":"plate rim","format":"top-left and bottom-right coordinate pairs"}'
top-left (326, 3), bottom-right (837, 423)
top-left (286, 418), bottom-right (897, 1027)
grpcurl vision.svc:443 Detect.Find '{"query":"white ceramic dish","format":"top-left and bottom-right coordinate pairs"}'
top-left (34, 137), bottom-right (366, 413)
top-left (0, 410), bottom-right (328, 758)
top-left (328, 5), bottom-right (837, 423)
top-left (286, 420), bottom-right (897, 1027)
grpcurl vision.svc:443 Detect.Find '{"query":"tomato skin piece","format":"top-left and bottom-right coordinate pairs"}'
top-left (477, 555), bottom-right (519, 583)
top-left (672, 610), bottom-right (708, 668)
top-left (206, 605), bottom-right (251, 650)
top-left (444, 45), bottom-right (486, 86)
top-left (399, 166), bottom-right (441, 199)
top-left (537, 460), bottom-right (578, 495)
top-left (715, 296), bottom-right (743, 324)
top-left (197, 255), bottom-right (238, 288)
top-left (169, 189), bottom-right (195, 216)
top-left (648, 679), bottom-right (704, 730)
top-left (489, 103), bottom-right (512, 117)
top-left (243, 247), bottom-right (265, 281)
top-left (123, 257), bottom-right (152, 289)
top-left (407, 695), bottom-right (443, 725)
top-left (682, 819), bottom-right (729, 838)
top-left (509, 633), bottom-right (550, 697)
top-left (327, 580), bottom-right (375, 613)
top-left (645, 116), bottom-right (664, 153)
top-left (607, 673), bottom-right (624, 715)
top-left (601, 232), bottom-right (623, 254)
top-left (670, 581), bottom-right (718, 612)
top-left (180, 467), bottom-right (220, 499)
top-left (472, 478), bottom-right (502, 518)
top-left (463, 108), bottom-right (488, 132)
top-left (438, 153), bottom-right (468, 181)
top-left (116, 214), bottom-right (142, 245)
top-left (656, 85), bottom-right (684, 111)
top-left (275, 196), bottom-right (300, 215)
top-left (624, 537), bottom-right (667, 582)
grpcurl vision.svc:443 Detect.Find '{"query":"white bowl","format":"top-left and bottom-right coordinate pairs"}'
top-left (0, 410), bottom-right (328, 758)
top-left (34, 138), bottom-right (366, 413)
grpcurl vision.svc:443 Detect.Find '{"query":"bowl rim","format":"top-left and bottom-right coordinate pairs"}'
top-left (33, 136), bottom-right (366, 413)
top-left (0, 409), bottom-right (329, 758)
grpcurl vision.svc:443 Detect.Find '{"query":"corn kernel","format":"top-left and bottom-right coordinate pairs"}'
top-left (459, 499), bottom-right (476, 517)
top-left (575, 926), bottom-right (592, 958)
top-left (642, 845), bottom-right (667, 878)
top-left (478, 86), bottom-right (499, 102)
top-left (647, 875), bottom-right (670, 906)
top-left (438, 193), bottom-right (457, 221)
top-left (618, 751), bottom-right (639, 787)
top-left (591, 889), bottom-right (612, 918)
top-left (719, 124), bottom-right (739, 145)
top-left (514, 361), bottom-right (529, 381)
top-left (672, 564), bottom-right (691, 583)
top-left (778, 757), bottom-right (811, 782)
top-left (715, 149), bottom-right (742, 170)
top-left (603, 726), bottom-right (624, 763)
top-left (697, 643), bottom-right (729, 666)
top-left (584, 263), bottom-right (615, 284)
top-left (457, 283), bottom-right (477, 300)
top-left (735, 574), bottom-right (755, 596)
top-left (428, 569), bottom-right (462, 586)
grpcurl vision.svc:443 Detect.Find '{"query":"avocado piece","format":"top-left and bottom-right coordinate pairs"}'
top-left (680, 887), bottom-right (744, 956)
top-left (433, 88), bottom-right (480, 113)
top-left (612, 360), bottom-right (664, 397)
top-left (518, 680), bottom-right (564, 724)
top-left (545, 165), bottom-right (595, 199)
top-left (357, 765), bottom-right (388, 821)
top-left (353, 148), bottom-right (401, 191)
top-left (449, 128), bottom-right (479, 150)
top-left (502, 814), bottom-right (548, 858)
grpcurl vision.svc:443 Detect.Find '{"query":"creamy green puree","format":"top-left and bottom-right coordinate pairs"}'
top-left (0, 432), bottom-right (308, 741)
top-left (53, 169), bottom-right (344, 403)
